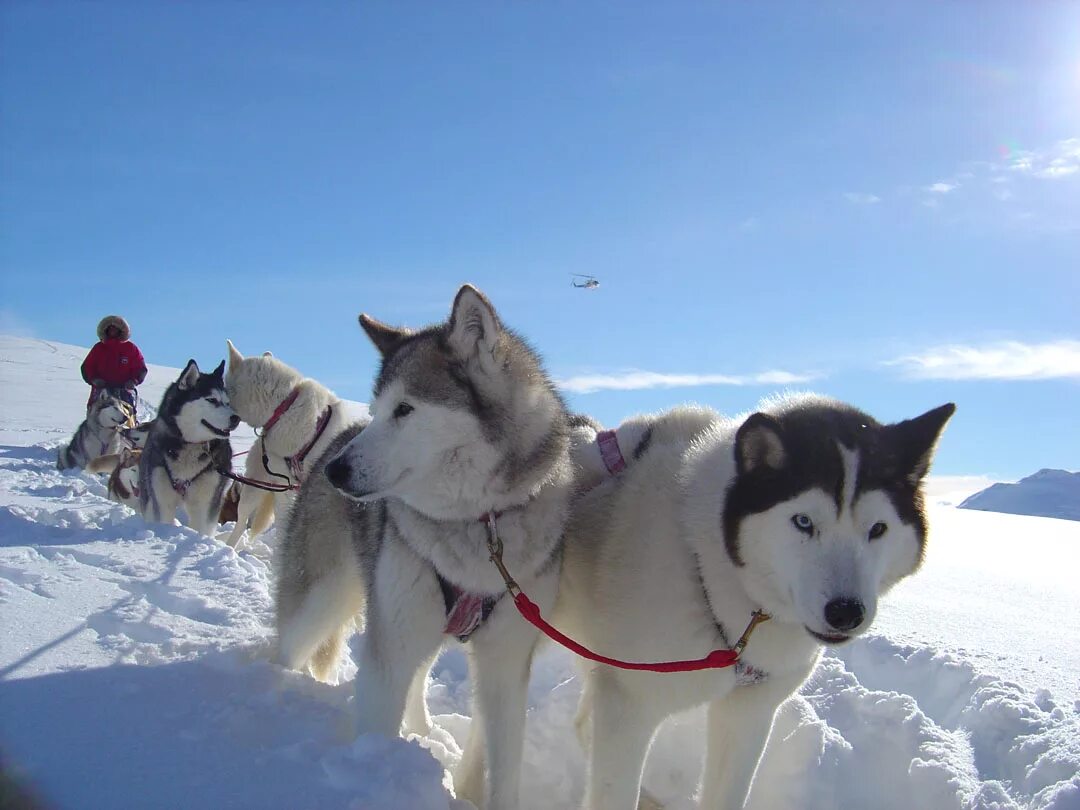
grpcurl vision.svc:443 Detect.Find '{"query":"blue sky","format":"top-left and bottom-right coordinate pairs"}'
top-left (2, 2), bottom-right (1078, 479)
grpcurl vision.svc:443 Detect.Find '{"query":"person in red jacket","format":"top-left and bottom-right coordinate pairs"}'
top-left (81, 315), bottom-right (147, 411)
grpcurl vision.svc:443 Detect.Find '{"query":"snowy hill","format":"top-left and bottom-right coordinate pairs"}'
top-left (1, 335), bottom-right (1078, 810)
top-left (960, 469), bottom-right (1080, 522)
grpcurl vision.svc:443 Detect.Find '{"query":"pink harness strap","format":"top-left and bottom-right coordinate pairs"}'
top-left (596, 429), bottom-right (626, 474)
top-left (444, 588), bottom-right (489, 640)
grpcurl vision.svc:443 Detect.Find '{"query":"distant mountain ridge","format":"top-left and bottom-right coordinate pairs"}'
top-left (959, 469), bottom-right (1080, 522)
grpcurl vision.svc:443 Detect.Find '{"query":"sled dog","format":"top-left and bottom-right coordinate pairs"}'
top-left (57, 390), bottom-right (135, 471)
top-left (281, 285), bottom-right (575, 809)
top-left (139, 360), bottom-right (240, 535)
top-left (556, 394), bottom-right (955, 810)
top-left (223, 342), bottom-right (352, 549)
top-left (87, 447), bottom-right (143, 511)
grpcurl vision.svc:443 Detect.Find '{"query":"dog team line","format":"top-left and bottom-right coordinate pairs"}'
top-left (76, 284), bottom-right (954, 810)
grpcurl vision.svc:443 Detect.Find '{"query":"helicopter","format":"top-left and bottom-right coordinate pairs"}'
top-left (571, 274), bottom-right (600, 290)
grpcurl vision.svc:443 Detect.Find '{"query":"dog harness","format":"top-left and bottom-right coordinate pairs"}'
top-left (482, 433), bottom-right (772, 675)
top-left (595, 429), bottom-right (627, 475)
top-left (236, 388), bottom-right (334, 492)
top-left (165, 446), bottom-right (217, 496)
top-left (437, 572), bottom-right (500, 642)
top-left (284, 405), bottom-right (333, 483)
top-left (435, 512), bottom-right (505, 642)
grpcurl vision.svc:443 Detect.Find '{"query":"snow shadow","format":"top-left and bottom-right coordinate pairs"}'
top-left (0, 656), bottom-right (361, 810)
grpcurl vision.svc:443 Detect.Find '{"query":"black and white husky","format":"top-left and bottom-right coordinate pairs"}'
top-left (279, 285), bottom-right (576, 809)
top-left (556, 394), bottom-right (955, 810)
top-left (57, 390), bottom-right (135, 471)
top-left (138, 360), bottom-right (240, 536)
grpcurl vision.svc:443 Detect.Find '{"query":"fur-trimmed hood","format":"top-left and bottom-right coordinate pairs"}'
top-left (97, 315), bottom-right (131, 341)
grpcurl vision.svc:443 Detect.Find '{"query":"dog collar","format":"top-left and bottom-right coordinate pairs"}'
top-left (262, 388), bottom-right (300, 433)
top-left (596, 429), bottom-right (627, 475)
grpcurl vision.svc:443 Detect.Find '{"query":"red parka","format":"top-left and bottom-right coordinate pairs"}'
top-left (80, 315), bottom-right (147, 389)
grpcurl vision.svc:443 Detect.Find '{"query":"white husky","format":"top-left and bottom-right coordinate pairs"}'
top-left (223, 342), bottom-right (351, 551)
top-left (556, 394), bottom-right (955, 810)
top-left (282, 285), bottom-right (576, 808)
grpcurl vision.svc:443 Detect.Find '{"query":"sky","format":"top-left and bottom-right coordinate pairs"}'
top-left (1, 2), bottom-right (1078, 479)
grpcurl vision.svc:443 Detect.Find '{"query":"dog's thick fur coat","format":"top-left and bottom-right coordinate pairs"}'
top-left (223, 343), bottom-right (352, 551)
top-left (556, 395), bottom-right (955, 810)
top-left (57, 390), bottom-right (134, 471)
top-left (279, 285), bottom-right (576, 809)
top-left (139, 360), bottom-right (239, 535)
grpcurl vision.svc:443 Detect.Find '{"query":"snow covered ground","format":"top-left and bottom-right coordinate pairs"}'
top-left (1, 335), bottom-right (1077, 810)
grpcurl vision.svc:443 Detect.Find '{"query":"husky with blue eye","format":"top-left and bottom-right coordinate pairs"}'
top-left (138, 359), bottom-right (240, 536)
top-left (278, 285), bottom-right (576, 809)
top-left (555, 394), bottom-right (955, 810)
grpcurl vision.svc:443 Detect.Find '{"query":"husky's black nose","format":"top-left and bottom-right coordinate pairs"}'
top-left (824, 598), bottom-right (865, 632)
top-left (229, 415), bottom-right (240, 430)
top-left (325, 456), bottom-right (350, 490)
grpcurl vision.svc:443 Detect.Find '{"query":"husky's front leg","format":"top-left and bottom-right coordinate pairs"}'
top-left (582, 669), bottom-right (666, 810)
top-left (352, 543), bottom-right (443, 737)
top-left (460, 623), bottom-right (541, 810)
top-left (183, 477), bottom-right (226, 536)
top-left (143, 467), bottom-right (180, 525)
top-left (699, 672), bottom-right (803, 810)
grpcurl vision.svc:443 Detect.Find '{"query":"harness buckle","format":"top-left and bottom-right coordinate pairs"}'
top-left (733, 610), bottom-right (770, 654)
top-left (483, 513), bottom-right (521, 598)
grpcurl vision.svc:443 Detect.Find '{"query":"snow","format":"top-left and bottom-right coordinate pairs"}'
top-left (961, 470), bottom-right (1080, 522)
top-left (1, 335), bottom-right (1078, 810)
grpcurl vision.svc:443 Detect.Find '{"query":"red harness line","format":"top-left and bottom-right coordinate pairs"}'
top-left (483, 446), bottom-right (771, 674)
top-left (510, 591), bottom-right (753, 672)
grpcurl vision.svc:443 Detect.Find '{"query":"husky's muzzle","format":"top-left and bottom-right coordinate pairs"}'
top-left (324, 454), bottom-right (386, 500)
top-left (202, 415), bottom-right (240, 437)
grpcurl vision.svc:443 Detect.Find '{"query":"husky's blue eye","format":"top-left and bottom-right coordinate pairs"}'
top-left (868, 522), bottom-right (888, 540)
top-left (792, 514), bottom-right (814, 534)
top-left (207, 397), bottom-right (220, 406)
top-left (393, 402), bottom-right (414, 419)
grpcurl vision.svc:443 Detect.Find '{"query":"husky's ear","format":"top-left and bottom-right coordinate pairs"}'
top-left (178, 360), bottom-right (200, 390)
top-left (226, 339), bottom-right (244, 369)
top-left (448, 284), bottom-right (502, 370)
top-left (888, 403), bottom-right (956, 486)
top-left (359, 314), bottom-right (410, 357)
top-left (735, 413), bottom-right (787, 475)
top-left (211, 360), bottom-right (226, 380)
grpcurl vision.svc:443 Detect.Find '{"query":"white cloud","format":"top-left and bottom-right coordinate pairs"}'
top-left (557, 368), bottom-right (819, 394)
top-left (1035, 163), bottom-right (1079, 179)
top-left (925, 182), bottom-right (957, 194)
top-left (1005, 138), bottom-right (1080, 180)
top-left (843, 192), bottom-right (881, 205)
top-left (886, 340), bottom-right (1080, 381)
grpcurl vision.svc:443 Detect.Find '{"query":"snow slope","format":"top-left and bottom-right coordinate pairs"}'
top-left (961, 470), bottom-right (1080, 522)
top-left (1, 336), bottom-right (1078, 810)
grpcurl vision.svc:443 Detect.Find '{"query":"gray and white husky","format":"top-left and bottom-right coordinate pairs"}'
top-left (139, 360), bottom-right (240, 536)
top-left (223, 342), bottom-right (351, 549)
top-left (279, 285), bottom-right (576, 809)
top-left (556, 394), bottom-right (955, 810)
top-left (57, 390), bottom-right (135, 471)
